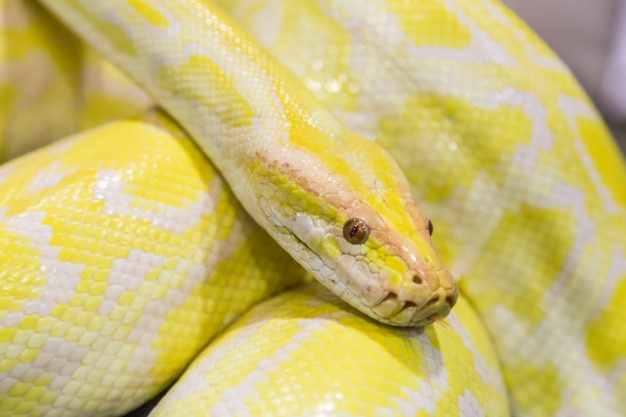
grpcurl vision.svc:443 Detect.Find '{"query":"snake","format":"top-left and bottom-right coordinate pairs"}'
top-left (1, 0), bottom-right (625, 416)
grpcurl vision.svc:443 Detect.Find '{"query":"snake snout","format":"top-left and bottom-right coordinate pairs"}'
top-left (409, 290), bottom-right (457, 326)
top-left (372, 267), bottom-right (458, 326)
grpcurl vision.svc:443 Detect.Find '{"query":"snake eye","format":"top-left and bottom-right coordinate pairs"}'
top-left (343, 218), bottom-right (370, 244)
top-left (428, 219), bottom-right (433, 236)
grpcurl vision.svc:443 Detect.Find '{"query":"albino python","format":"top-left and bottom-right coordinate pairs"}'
top-left (1, 0), bottom-right (625, 416)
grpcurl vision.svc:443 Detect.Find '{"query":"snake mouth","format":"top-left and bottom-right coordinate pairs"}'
top-left (372, 286), bottom-right (457, 327)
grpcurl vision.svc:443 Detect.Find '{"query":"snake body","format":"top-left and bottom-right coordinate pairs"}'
top-left (1, 0), bottom-right (625, 416)
top-left (40, 0), bottom-right (459, 328)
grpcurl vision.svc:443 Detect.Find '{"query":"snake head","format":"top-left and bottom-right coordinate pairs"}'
top-left (289, 196), bottom-right (458, 327)
top-left (253, 130), bottom-right (458, 327)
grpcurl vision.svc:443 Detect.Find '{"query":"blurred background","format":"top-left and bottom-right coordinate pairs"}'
top-left (503, 0), bottom-right (626, 155)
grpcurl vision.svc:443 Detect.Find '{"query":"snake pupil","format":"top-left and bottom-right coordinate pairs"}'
top-left (428, 220), bottom-right (433, 236)
top-left (343, 218), bottom-right (370, 244)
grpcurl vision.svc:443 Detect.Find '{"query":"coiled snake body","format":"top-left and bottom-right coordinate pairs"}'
top-left (1, 0), bottom-right (625, 416)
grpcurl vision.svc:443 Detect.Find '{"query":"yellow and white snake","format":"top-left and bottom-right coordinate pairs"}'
top-left (1, 0), bottom-right (625, 416)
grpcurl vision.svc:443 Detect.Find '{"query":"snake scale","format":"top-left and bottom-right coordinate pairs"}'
top-left (1, 0), bottom-right (625, 416)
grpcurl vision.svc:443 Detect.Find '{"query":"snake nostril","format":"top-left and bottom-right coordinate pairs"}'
top-left (412, 274), bottom-right (423, 285)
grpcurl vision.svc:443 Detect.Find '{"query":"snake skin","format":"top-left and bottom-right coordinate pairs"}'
top-left (1, 0), bottom-right (625, 416)
top-left (215, 0), bottom-right (626, 415)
